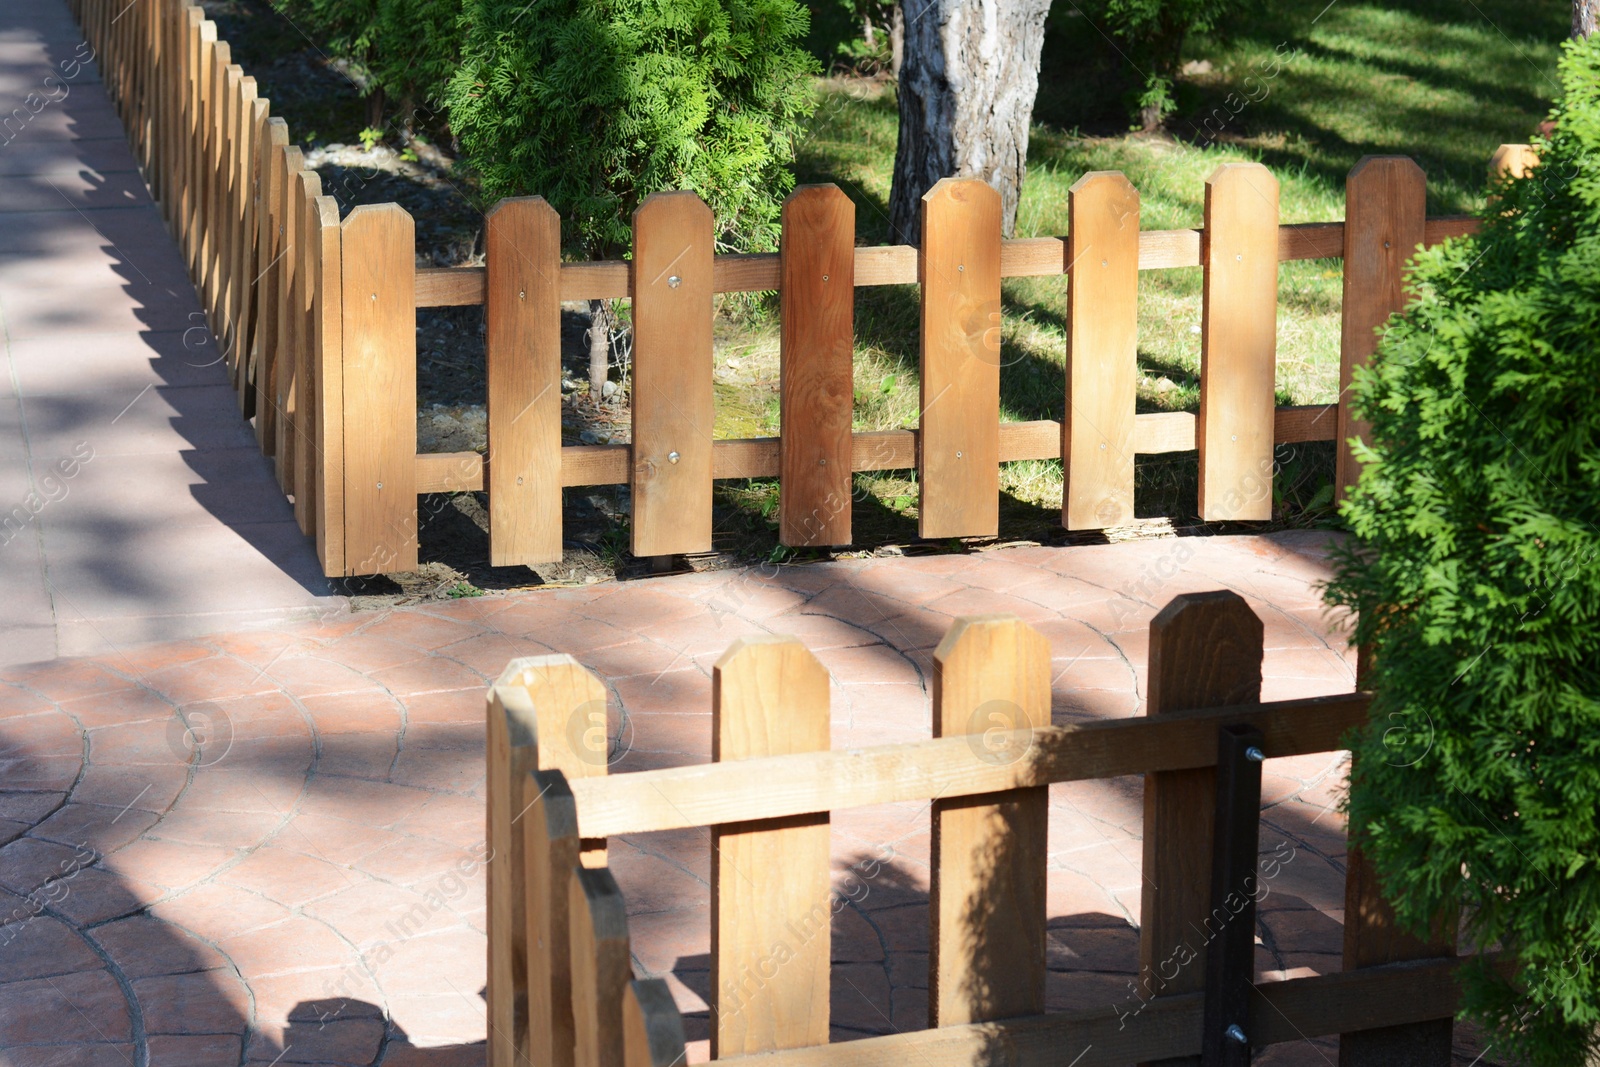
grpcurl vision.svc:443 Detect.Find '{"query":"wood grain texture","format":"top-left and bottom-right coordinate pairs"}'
top-left (292, 169), bottom-right (322, 537)
top-left (918, 178), bottom-right (1002, 539)
top-left (1064, 171), bottom-right (1140, 529)
top-left (526, 770), bottom-right (582, 1067)
top-left (495, 655), bottom-right (612, 784)
top-left (230, 84), bottom-right (260, 401)
top-left (236, 101), bottom-right (268, 415)
top-left (778, 185), bottom-right (855, 547)
top-left (272, 142), bottom-right (303, 490)
top-left (930, 616), bottom-right (1050, 1026)
top-left (251, 117), bottom-right (289, 451)
top-left (1338, 845), bottom-right (1455, 1066)
top-left (1138, 591), bottom-right (1263, 1067)
top-left (631, 192), bottom-right (715, 557)
top-left (710, 637), bottom-right (832, 1056)
top-left (1198, 163), bottom-right (1279, 521)
top-left (311, 195), bottom-right (345, 578)
top-left (486, 198), bottom-right (564, 565)
top-left (570, 867), bottom-right (632, 1067)
top-left (339, 204), bottom-right (418, 574)
top-left (416, 452), bottom-right (485, 493)
top-left (623, 980), bottom-right (689, 1067)
top-left (1337, 157), bottom-right (1426, 499)
top-left (688, 955), bottom-right (1501, 1067)
top-left (487, 684), bottom-right (540, 1067)
top-left (571, 691), bottom-right (1368, 839)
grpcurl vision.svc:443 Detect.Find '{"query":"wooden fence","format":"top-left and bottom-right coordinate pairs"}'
top-left (488, 590), bottom-right (1491, 1067)
top-left (75, 0), bottom-right (1531, 578)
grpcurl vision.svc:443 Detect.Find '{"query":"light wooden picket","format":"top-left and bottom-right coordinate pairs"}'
top-left (487, 595), bottom-right (1482, 1067)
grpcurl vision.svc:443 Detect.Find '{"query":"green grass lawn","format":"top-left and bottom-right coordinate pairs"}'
top-left (703, 0), bottom-right (1569, 539)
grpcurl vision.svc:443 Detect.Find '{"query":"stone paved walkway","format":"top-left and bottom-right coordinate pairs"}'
top-left (0, 533), bottom-right (1497, 1065)
top-left (0, 1), bottom-right (337, 666)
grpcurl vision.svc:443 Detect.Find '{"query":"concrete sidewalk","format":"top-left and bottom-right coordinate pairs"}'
top-left (0, 533), bottom-right (1499, 1065)
top-left (0, 1), bottom-right (338, 666)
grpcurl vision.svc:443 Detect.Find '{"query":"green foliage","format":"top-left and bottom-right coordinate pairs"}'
top-left (1084, 0), bottom-right (1261, 126)
top-left (445, 0), bottom-right (820, 257)
top-left (270, 0), bottom-right (460, 124)
top-left (1325, 35), bottom-right (1600, 1066)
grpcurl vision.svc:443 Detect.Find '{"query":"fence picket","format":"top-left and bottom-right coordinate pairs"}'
top-left (251, 117), bottom-right (287, 441)
top-left (273, 144), bottom-right (303, 492)
top-left (527, 770), bottom-right (582, 1067)
top-left (234, 92), bottom-right (264, 408)
top-left (214, 62), bottom-right (241, 339)
top-left (339, 204), bottom-right (418, 574)
top-left (184, 15), bottom-right (209, 276)
top-left (1136, 590), bottom-right (1263, 1066)
top-left (1336, 157), bottom-right (1425, 499)
top-left (623, 980), bottom-right (689, 1067)
top-left (778, 185), bottom-right (856, 547)
top-left (221, 65), bottom-right (247, 348)
top-left (293, 170), bottom-right (323, 536)
top-left (631, 192), bottom-right (715, 558)
top-left (1063, 172), bottom-right (1140, 529)
top-left (1198, 163), bottom-right (1279, 521)
top-left (488, 681), bottom-right (542, 1067)
top-left (311, 194), bottom-right (345, 577)
top-left (918, 178), bottom-right (1001, 539)
top-left (710, 636), bottom-right (832, 1056)
top-left (570, 867), bottom-right (632, 1067)
top-left (486, 197), bottom-right (564, 566)
top-left (930, 615), bottom-right (1050, 1025)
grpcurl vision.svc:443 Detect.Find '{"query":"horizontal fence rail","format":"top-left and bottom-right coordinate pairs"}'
top-left (487, 591), bottom-right (1478, 1067)
top-left (412, 216), bottom-right (1481, 307)
top-left (76, 0), bottom-right (1533, 579)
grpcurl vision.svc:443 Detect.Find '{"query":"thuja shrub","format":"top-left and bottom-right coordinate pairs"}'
top-left (1325, 35), bottom-right (1600, 1065)
top-left (444, 0), bottom-right (818, 257)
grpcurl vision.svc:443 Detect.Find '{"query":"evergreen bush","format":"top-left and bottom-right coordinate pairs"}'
top-left (1325, 35), bottom-right (1600, 1066)
top-left (444, 0), bottom-right (819, 257)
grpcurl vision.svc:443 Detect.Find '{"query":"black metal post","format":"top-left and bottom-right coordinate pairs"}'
top-left (1202, 724), bottom-right (1266, 1066)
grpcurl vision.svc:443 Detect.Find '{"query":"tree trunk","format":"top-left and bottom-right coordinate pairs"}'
top-left (887, 0), bottom-right (1051, 244)
top-left (588, 299), bottom-right (610, 401)
top-left (890, 3), bottom-right (904, 79)
top-left (1577, 0), bottom-right (1599, 37)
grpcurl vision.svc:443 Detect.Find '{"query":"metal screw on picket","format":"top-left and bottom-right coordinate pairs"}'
top-left (822, 274), bottom-right (829, 282)
top-left (1225, 1024), bottom-right (1248, 1044)
top-left (667, 275), bottom-right (681, 289)
top-left (376, 481), bottom-right (383, 490)
top-left (957, 264), bottom-right (964, 271)
top-left (955, 450), bottom-right (963, 459)
top-left (1245, 746), bottom-right (1265, 762)
top-left (668, 451), bottom-right (680, 464)
top-left (519, 290), bottom-right (525, 300)
top-left (1236, 253), bottom-right (1243, 261)
top-left (818, 458), bottom-right (827, 466)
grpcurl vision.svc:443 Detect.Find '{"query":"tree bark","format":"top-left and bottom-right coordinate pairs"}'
top-left (588, 299), bottom-right (610, 400)
top-left (890, 3), bottom-right (904, 79)
top-left (1576, 0), bottom-right (1599, 37)
top-left (887, 0), bottom-right (1051, 244)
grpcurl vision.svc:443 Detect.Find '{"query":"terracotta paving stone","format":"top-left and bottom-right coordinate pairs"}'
top-left (0, 967), bottom-right (131, 1044)
top-left (133, 967), bottom-right (253, 1034)
top-left (0, 524), bottom-right (1511, 1063)
top-left (0, 915), bottom-right (102, 981)
top-left (30, 801), bottom-right (160, 854)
